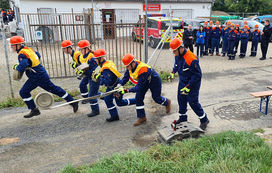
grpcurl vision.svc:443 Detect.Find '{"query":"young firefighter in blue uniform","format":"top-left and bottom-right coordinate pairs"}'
top-left (61, 40), bottom-right (88, 104)
top-left (92, 49), bottom-right (136, 122)
top-left (77, 40), bottom-right (100, 117)
top-left (207, 21), bottom-right (213, 55)
top-left (11, 36), bottom-right (78, 118)
top-left (120, 54), bottom-right (171, 126)
top-left (234, 24), bottom-right (241, 55)
top-left (250, 25), bottom-right (261, 57)
top-left (196, 25), bottom-right (205, 57)
top-left (228, 23), bottom-right (238, 60)
top-left (169, 38), bottom-right (209, 130)
top-left (203, 21), bottom-right (209, 55)
top-left (211, 21), bottom-right (222, 56)
top-left (239, 25), bottom-right (250, 58)
top-left (222, 21), bottom-right (231, 57)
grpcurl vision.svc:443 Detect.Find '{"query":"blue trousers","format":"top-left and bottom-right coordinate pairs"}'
top-left (251, 40), bottom-right (259, 56)
top-left (88, 80), bottom-right (100, 112)
top-left (136, 74), bottom-right (168, 118)
top-left (80, 77), bottom-right (89, 98)
top-left (234, 39), bottom-right (239, 54)
top-left (222, 38), bottom-right (229, 55)
top-left (115, 94), bottom-right (136, 107)
top-left (204, 38), bottom-right (209, 54)
top-left (211, 38), bottom-right (220, 54)
top-left (240, 39), bottom-right (248, 56)
top-left (104, 87), bottom-right (118, 118)
top-left (177, 82), bottom-right (207, 123)
top-left (228, 40), bottom-right (236, 59)
top-left (196, 43), bottom-right (204, 57)
top-left (20, 78), bottom-right (73, 110)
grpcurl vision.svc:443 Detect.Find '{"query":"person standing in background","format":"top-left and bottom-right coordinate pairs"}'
top-left (196, 25), bottom-right (205, 57)
top-left (183, 25), bottom-right (194, 52)
top-left (260, 20), bottom-right (272, 60)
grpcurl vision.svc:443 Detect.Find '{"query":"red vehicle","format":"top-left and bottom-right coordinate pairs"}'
top-left (132, 16), bottom-right (185, 48)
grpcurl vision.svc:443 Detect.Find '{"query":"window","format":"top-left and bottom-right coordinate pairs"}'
top-left (150, 20), bottom-right (158, 29)
top-left (161, 20), bottom-right (183, 30)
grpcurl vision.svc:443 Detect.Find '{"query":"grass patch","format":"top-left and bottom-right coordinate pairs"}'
top-left (0, 89), bottom-right (81, 109)
top-left (251, 128), bottom-right (265, 134)
top-left (60, 131), bottom-right (272, 173)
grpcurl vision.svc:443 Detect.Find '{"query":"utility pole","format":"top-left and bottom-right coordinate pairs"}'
top-left (144, 0), bottom-right (148, 63)
top-left (1, 16), bottom-right (14, 98)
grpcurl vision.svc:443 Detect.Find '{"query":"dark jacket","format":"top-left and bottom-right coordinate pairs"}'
top-left (262, 25), bottom-right (272, 41)
top-left (183, 29), bottom-right (194, 45)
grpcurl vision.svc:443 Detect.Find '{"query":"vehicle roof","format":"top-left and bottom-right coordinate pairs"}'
top-left (148, 17), bottom-right (182, 21)
top-left (258, 15), bottom-right (272, 17)
top-left (183, 19), bottom-right (203, 21)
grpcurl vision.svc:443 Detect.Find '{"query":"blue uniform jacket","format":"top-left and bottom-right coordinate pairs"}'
top-left (252, 29), bottom-right (261, 42)
top-left (228, 30), bottom-right (237, 41)
top-left (120, 62), bottom-right (155, 93)
top-left (204, 27), bottom-right (212, 40)
top-left (16, 46), bottom-right (48, 80)
top-left (235, 29), bottom-right (241, 42)
top-left (196, 31), bottom-right (205, 44)
top-left (99, 60), bottom-right (119, 87)
top-left (212, 27), bottom-right (222, 39)
top-left (222, 27), bottom-right (231, 40)
top-left (86, 52), bottom-right (98, 78)
top-left (240, 30), bottom-right (250, 42)
top-left (172, 49), bottom-right (202, 90)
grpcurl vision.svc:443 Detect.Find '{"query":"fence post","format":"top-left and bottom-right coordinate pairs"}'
top-left (58, 15), bottom-right (67, 76)
top-left (1, 20), bottom-right (15, 98)
top-left (100, 10), bottom-right (105, 49)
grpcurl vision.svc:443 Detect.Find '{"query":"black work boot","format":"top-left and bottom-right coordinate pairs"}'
top-left (70, 102), bottom-right (79, 113)
top-left (81, 100), bottom-right (88, 104)
top-left (259, 57), bottom-right (266, 60)
top-left (24, 108), bottom-right (40, 118)
top-left (200, 120), bottom-right (210, 130)
top-left (87, 110), bottom-right (100, 117)
top-left (106, 116), bottom-right (119, 122)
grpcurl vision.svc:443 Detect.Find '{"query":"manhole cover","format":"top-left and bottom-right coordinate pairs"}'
top-left (214, 101), bottom-right (263, 120)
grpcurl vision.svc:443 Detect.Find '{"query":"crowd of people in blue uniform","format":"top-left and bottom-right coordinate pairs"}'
top-left (10, 33), bottom-right (209, 130)
top-left (193, 20), bottom-right (272, 61)
top-left (1, 8), bottom-right (15, 24)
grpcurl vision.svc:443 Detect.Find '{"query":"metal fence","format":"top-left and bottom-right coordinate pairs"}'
top-left (19, 9), bottom-right (144, 78)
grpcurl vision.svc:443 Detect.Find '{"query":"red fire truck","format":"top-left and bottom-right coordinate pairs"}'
top-left (132, 15), bottom-right (185, 48)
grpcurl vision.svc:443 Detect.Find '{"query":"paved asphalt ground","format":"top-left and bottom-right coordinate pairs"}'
top-left (1, 43), bottom-right (272, 172)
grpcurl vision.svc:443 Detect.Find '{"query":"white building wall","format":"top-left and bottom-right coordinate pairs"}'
top-left (18, 0), bottom-right (211, 18)
top-left (161, 3), bottom-right (211, 19)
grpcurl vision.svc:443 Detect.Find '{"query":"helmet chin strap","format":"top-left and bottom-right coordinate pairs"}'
top-left (178, 46), bottom-right (182, 57)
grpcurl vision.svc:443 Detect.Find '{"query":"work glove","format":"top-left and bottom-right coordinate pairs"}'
top-left (114, 83), bottom-right (122, 90)
top-left (70, 62), bottom-right (77, 69)
top-left (76, 69), bottom-right (84, 75)
top-left (180, 86), bottom-right (190, 95)
top-left (13, 64), bottom-right (18, 70)
top-left (92, 72), bottom-right (101, 82)
top-left (119, 86), bottom-right (129, 94)
top-left (167, 72), bottom-right (175, 82)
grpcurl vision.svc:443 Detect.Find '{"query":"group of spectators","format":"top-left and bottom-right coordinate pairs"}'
top-left (183, 20), bottom-right (272, 60)
top-left (1, 8), bottom-right (15, 24)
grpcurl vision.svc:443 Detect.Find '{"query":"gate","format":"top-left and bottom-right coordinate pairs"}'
top-left (19, 8), bottom-right (144, 78)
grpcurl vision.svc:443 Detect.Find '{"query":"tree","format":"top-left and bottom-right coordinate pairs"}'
top-left (0, 0), bottom-right (10, 9)
top-left (212, 0), bottom-right (272, 15)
